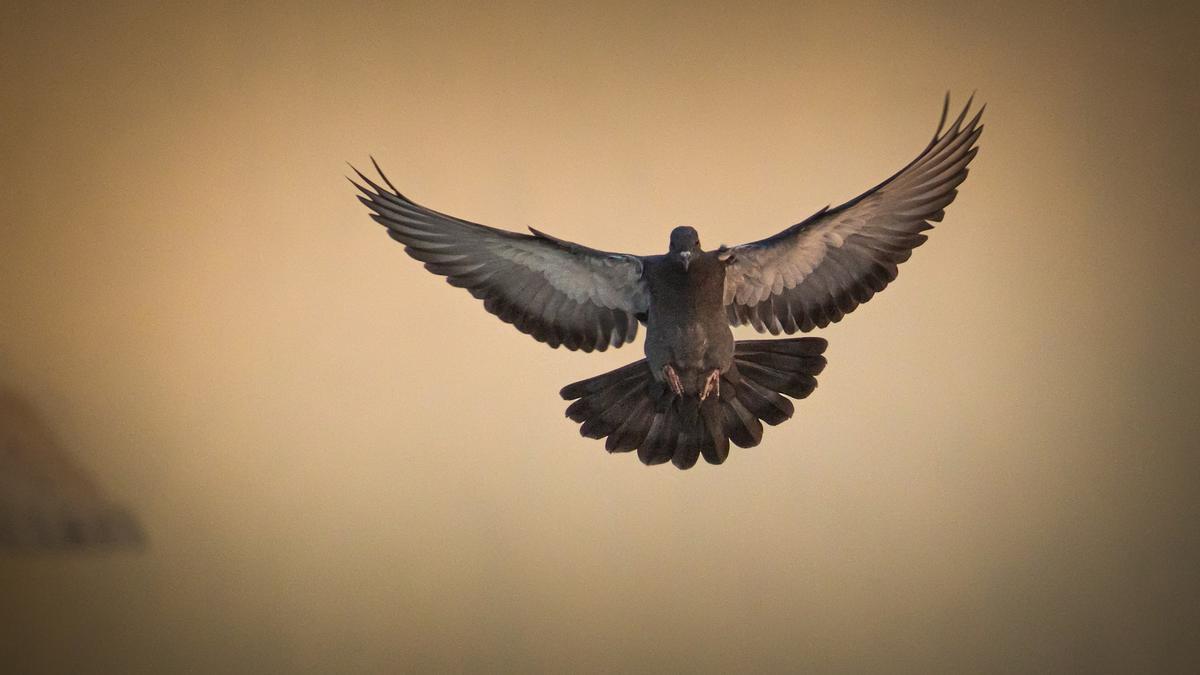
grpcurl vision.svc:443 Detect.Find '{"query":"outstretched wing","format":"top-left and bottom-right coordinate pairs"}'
top-left (723, 95), bottom-right (984, 333)
top-left (352, 162), bottom-right (650, 352)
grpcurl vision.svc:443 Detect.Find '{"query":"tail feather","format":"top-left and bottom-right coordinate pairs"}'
top-left (673, 432), bottom-right (701, 469)
top-left (736, 361), bottom-right (819, 399)
top-left (605, 395), bottom-right (654, 453)
top-left (579, 379), bottom-right (649, 439)
top-left (639, 410), bottom-right (677, 465)
top-left (671, 399), bottom-right (703, 470)
top-left (564, 368), bottom-right (646, 424)
top-left (734, 377), bottom-right (795, 426)
top-left (559, 359), bottom-right (650, 400)
top-left (700, 398), bottom-right (731, 464)
top-left (722, 395), bottom-right (764, 448)
top-left (561, 337), bottom-right (828, 468)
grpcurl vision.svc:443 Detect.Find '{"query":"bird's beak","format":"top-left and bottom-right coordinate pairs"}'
top-left (679, 251), bottom-right (692, 270)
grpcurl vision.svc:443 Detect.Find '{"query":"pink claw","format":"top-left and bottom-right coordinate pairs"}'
top-left (663, 365), bottom-right (684, 396)
top-left (700, 369), bottom-right (721, 401)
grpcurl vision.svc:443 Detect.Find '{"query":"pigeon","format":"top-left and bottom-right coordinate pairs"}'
top-left (352, 95), bottom-right (983, 469)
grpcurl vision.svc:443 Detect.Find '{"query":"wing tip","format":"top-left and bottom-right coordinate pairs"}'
top-left (932, 91), bottom-right (985, 143)
top-left (369, 155), bottom-right (405, 196)
top-left (935, 91), bottom-right (951, 137)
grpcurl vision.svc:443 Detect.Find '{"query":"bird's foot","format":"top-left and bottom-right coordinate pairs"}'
top-left (700, 369), bottom-right (721, 401)
top-left (663, 365), bottom-right (684, 397)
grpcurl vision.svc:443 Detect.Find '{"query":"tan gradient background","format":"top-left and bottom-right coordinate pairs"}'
top-left (2, 1), bottom-right (1198, 672)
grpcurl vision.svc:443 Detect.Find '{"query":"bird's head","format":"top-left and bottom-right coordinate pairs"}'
top-left (669, 226), bottom-right (701, 269)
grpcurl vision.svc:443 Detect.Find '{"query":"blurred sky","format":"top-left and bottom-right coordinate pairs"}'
top-left (1, 1), bottom-right (1198, 672)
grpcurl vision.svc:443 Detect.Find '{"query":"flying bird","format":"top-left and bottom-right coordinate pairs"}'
top-left (352, 95), bottom-right (983, 469)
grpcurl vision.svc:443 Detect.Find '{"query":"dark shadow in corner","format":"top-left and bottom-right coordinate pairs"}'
top-left (0, 387), bottom-right (146, 552)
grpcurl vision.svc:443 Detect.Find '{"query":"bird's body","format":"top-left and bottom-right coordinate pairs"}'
top-left (353, 95), bottom-right (984, 468)
top-left (643, 241), bottom-right (733, 397)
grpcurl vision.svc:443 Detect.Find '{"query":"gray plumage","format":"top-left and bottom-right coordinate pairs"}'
top-left (352, 95), bottom-right (983, 468)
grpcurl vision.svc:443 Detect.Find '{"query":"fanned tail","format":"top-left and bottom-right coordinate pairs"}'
top-left (560, 338), bottom-right (827, 469)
